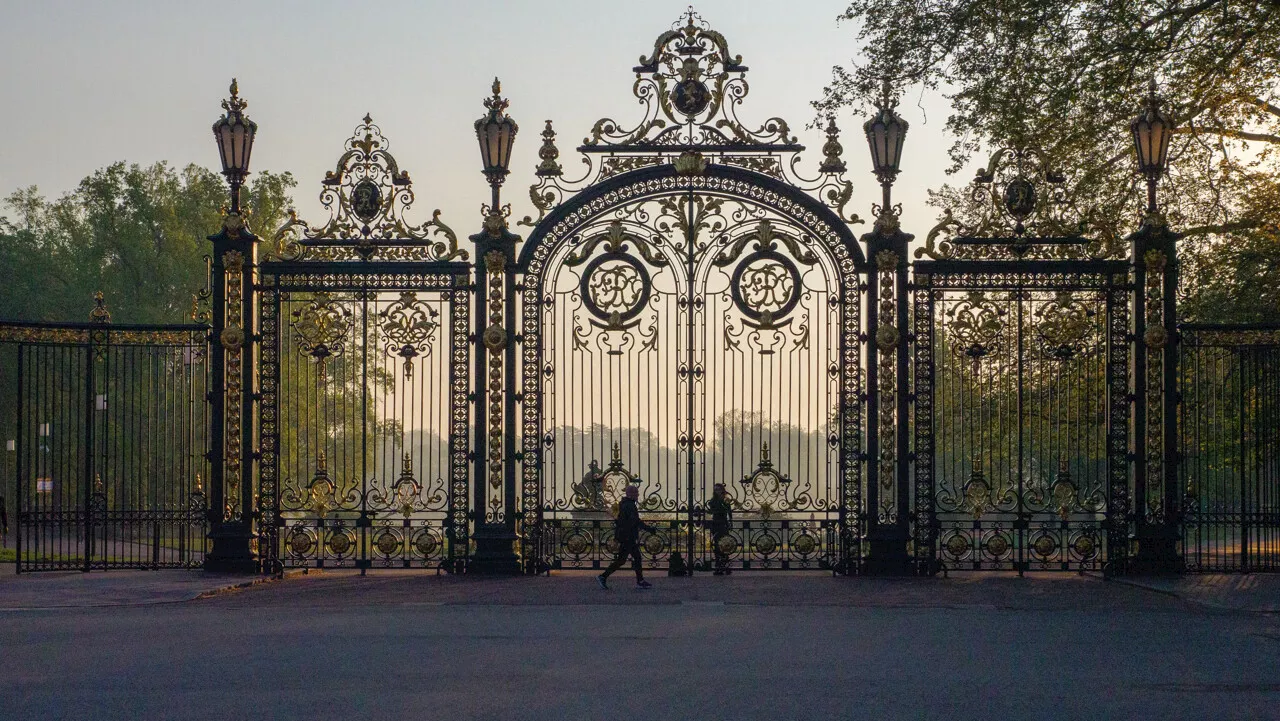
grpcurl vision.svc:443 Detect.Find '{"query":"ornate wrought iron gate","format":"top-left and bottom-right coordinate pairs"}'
top-left (516, 10), bottom-right (868, 573)
top-left (910, 149), bottom-right (1133, 573)
top-left (1, 304), bottom-right (210, 571)
top-left (256, 117), bottom-right (472, 572)
top-left (1181, 324), bottom-right (1280, 571)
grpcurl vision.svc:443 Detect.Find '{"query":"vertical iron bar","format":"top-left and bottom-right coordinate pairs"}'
top-left (83, 338), bottom-right (95, 572)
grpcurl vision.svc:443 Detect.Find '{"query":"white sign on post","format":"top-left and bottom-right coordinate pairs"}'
top-left (36, 478), bottom-right (53, 493)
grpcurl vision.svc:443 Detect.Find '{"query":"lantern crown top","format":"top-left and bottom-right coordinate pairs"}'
top-left (1132, 79), bottom-right (1170, 128)
top-left (481, 77), bottom-right (510, 121)
top-left (221, 78), bottom-right (248, 118)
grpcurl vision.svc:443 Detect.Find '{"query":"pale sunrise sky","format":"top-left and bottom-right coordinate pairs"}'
top-left (0, 0), bottom-right (963, 239)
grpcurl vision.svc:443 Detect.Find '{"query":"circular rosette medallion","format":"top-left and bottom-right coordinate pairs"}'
top-left (563, 531), bottom-right (592, 558)
top-left (730, 249), bottom-right (802, 325)
top-left (752, 531), bottom-right (780, 557)
top-left (1030, 533), bottom-right (1059, 561)
top-left (942, 531), bottom-right (971, 561)
top-left (790, 532), bottom-right (818, 557)
top-left (326, 528), bottom-right (356, 558)
top-left (286, 527), bottom-right (317, 559)
top-left (983, 532), bottom-right (1012, 560)
top-left (716, 535), bottom-right (739, 556)
top-left (411, 528), bottom-right (441, 560)
top-left (580, 254), bottom-right (651, 325)
top-left (1070, 532), bottom-right (1099, 562)
top-left (642, 533), bottom-right (666, 556)
top-left (373, 528), bottom-right (403, 557)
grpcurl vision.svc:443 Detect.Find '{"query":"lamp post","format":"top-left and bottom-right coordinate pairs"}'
top-left (204, 79), bottom-right (260, 573)
top-left (469, 78), bottom-right (522, 574)
top-left (1131, 79), bottom-right (1172, 215)
top-left (860, 80), bottom-right (914, 575)
top-left (864, 80), bottom-right (909, 211)
top-left (1128, 79), bottom-right (1181, 575)
top-left (212, 79), bottom-right (257, 213)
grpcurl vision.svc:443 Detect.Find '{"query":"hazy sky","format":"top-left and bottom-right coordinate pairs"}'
top-left (0, 0), bottom-right (963, 237)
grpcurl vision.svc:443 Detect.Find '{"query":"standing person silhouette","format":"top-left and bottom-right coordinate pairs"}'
top-left (597, 485), bottom-right (654, 589)
top-left (708, 483), bottom-right (733, 575)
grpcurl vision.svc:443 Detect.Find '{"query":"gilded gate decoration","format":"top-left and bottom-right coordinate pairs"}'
top-left (12, 9), bottom-right (1280, 581)
top-left (912, 147), bottom-right (1132, 573)
top-left (518, 9), bottom-right (868, 573)
top-left (257, 116), bottom-right (472, 571)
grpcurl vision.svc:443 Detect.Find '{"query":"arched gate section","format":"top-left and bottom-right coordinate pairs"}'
top-left (514, 11), bottom-right (869, 573)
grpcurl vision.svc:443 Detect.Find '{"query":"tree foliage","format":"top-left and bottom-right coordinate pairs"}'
top-left (817, 0), bottom-right (1280, 321)
top-left (0, 163), bottom-right (295, 323)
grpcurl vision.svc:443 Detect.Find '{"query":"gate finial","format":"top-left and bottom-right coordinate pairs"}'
top-left (89, 291), bottom-right (111, 324)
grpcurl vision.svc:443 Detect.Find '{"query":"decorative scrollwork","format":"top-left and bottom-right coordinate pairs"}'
top-left (290, 292), bottom-right (352, 383)
top-left (378, 291), bottom-right (439, 379)
top-left (1034, 291), bottom-right (1096, 361)
top-left (945, 291), bottom-right (1007, 359)
top-left (599, 442), bottom-right (641, 514)
top-left (740, 441), bottom-right (790, 519)
top-left (916, 146), bottom-right (1122, 261)
top-left (517, 8), bottom-right (862, 229)
top-left (367, 453), bottom-right (446, 517)
top-left (270, 114), bottom-right (466, 262)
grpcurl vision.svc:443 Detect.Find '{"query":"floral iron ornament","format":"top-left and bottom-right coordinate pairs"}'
top-left (271, 114), bottom-right (466, 262)
top-left (290, 292), bottom-right (352, 384)
top-left (945, 291), bottom-right (1006, 360)
top-left (379, 291), bottom-right (439, 380)
top-left (1035, 291), bottom-right (1096, 361)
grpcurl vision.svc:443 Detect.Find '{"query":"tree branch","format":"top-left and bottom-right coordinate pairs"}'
top-left (1179, 219), bottom-right (1266, 237)
top-left (1176, 126), bottom-right (1280, 144)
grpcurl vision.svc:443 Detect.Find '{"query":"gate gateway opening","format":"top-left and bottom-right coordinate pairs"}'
top-left (256, 117), bottom-right (472, 572)
top-left (516, 10), bottom-right (869, 573)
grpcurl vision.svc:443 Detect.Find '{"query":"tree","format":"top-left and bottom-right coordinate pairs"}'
top-left (816, 0), bottom-right (1280, 321)
top-left (0, 163), bottom-right (295, 323)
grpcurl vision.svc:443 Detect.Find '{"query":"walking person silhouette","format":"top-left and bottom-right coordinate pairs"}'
top-left (597, 485), bottom-right (654, 589)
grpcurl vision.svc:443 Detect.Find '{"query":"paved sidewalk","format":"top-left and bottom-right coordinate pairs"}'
top-left (200, 569), bottom-right (1200, 612)
top-left (0, 568), bottom-right (288, 610)
top-left (1113, 573), bottom-right (1280, 613)
top-left (3, 563), bottom-right (1276, 613)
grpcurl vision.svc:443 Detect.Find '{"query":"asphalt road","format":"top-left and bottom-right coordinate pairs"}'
top-left (3, 573), bottom-right (1279, 720)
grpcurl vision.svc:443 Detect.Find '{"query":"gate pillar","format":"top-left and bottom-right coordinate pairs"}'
top-left (1129, 211), bottom-right (1182, 574)
top-left (468, 207), bottom-right (521, 574)
top-left (204, 210), bottom-right (260, 573)
top-left (862, 210), bottom-right (914, 574)
top-left (467, 80), bottom-right (523, 574)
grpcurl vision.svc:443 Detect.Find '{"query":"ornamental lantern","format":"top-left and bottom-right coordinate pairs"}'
top-left (863, 81), bottom-right (909, 186)
top-left (1131, 80), bottom-right (1173, 182)
top-left (475, 77), bottom-right (519, 187)
top-left (212, 79), bottom-right (257, 195)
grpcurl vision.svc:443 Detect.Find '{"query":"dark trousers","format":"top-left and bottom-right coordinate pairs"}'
top-left (602, 539), bottom-right (643, 581)
top-left (712, 527), bottom-right (730, 570)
